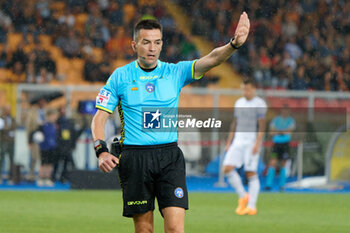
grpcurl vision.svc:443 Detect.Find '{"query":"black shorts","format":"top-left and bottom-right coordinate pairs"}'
top-left (40, 149), bottom-right (59, 165)
top-left (271, 142), bottom-right (290, 160)
top-left (118, 142), bottom-right (188, 218)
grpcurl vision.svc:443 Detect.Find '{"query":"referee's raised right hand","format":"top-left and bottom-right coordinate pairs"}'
top-left (98, 152), bottom-right (119, 173)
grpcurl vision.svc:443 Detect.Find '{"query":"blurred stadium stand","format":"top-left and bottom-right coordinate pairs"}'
top-left (0, 0), bottom-right (350, 190)
top-left (174, 0), bottom-right (350, 91)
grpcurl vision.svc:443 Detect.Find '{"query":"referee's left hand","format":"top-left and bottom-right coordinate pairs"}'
top-left (232, 12), bottom-right (250, 48)
top-left (98, 152), bottom-right (119, 173)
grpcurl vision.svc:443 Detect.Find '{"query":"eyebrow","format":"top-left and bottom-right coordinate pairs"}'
top-left (142, 39), bottom-right (162, 42)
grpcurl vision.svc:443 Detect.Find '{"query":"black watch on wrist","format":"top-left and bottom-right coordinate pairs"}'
top-left (94, 139), bottom-right (109, 158)
top-left (230, 37), bottom-right (241, 49)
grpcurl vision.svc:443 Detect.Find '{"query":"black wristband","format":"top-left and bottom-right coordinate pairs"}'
top-left (230, 37), bottom-right (241, 49)
top-left (94, 139), bottom-right (109, 158)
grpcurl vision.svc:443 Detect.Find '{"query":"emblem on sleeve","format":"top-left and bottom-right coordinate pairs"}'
top-left (96, 89), bottom-right (111, 107)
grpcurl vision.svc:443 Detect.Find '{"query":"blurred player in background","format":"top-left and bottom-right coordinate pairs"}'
top-left (265, 105), bottom-right (295, 191)
top-left (37, 109), bottom-right (58, 187)
top-left (26, 98), bottom-right (47, 182)
top-left (0, 105), bottom-right (16, 184)
top-left (91, 12), bottom-right (250, 233)
top-left (223, 78), bottom-right (267, 215)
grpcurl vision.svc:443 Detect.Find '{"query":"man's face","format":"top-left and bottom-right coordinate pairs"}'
top-left (38, 99), bottom-right (47, 108)
top-left (48, 113), bottom-right (58, 123)
top-left (242, 83), bottom-right (256, 100)
top-left (132, 29), bottom-right (163, 68)
top-left (3, 106), bottom-right (10, 116)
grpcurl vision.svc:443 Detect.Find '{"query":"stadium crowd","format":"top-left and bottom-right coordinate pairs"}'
top-left (1, 0), bottom-right (349, 90)
top-left (175, 0), bottom-right (350, 91)
top-left (0, 0), bottom-right (200, 83)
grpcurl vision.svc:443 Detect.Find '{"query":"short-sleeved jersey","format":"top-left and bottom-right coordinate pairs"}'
top-left (270, 116), bottom-right (295, 143)
top-left (95, 60), bottom-right (200, 145)
top-left (233, 96), bottom-right (267, 142)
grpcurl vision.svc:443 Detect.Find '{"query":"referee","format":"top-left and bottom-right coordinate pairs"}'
top-left (265, 105), bottom-right (296, 191)
top-left (91, 12), bottom-right (250, 233)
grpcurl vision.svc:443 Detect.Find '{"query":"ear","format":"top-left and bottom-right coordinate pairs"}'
top-left (159, 40), bottom-right (163, 53)
top-left (131, 41), bottom-right (137, 52)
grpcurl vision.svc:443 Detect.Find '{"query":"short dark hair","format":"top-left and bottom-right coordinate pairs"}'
top-left (242, 76), bottom-right (256, 87)
top-left (133, 19), bottom-right (162, 41)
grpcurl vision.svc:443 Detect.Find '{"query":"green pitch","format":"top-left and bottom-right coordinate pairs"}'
top-left (1, 191), bottom-right (349, 233)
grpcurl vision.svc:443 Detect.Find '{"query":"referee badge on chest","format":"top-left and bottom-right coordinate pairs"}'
top-left (145, 83), bottom-right (155, 93)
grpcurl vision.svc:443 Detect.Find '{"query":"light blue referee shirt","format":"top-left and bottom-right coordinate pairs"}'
top-left (95, 60), bottom-right (201, 145)
top-left (270, 116), bottom-right (296, 143)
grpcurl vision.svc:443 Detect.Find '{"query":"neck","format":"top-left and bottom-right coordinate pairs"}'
top-left (138, 59), bottom-right (157, 69)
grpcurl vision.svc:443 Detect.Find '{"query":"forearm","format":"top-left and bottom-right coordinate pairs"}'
top-left (196, 43), bottom-right (236, 75)
top-left (256, 131), bottom-right (264, 144)
top-left (207, 43), bottom-right (237, 66)
top-left (226, 131), bottom-right (235, 146)
top-left (226, 120), bottom-right (236, 146)
top-left (256, 119), bottom-right (266, 144)
top-left (91, 112), bottom-right (108, 141)
top-left (92, 111), bottom-right (118, 172)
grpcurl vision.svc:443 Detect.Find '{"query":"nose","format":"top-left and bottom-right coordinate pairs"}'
top-left (149, 42), bottom-right (156, 52)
